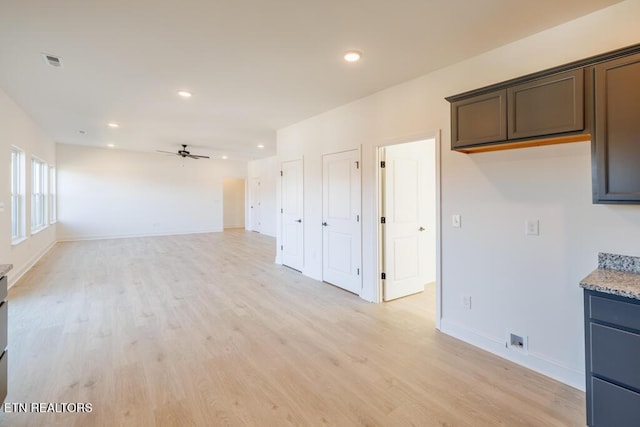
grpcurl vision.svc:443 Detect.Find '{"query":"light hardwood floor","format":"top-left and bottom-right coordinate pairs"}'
top-left (1, 230), bottom-right (584, 426)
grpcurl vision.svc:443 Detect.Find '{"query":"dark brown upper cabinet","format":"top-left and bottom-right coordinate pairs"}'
top-left (451, 90), bottom-right (506, 149)
top-left (448, 69), bottom-right (589, 153)
top-left (507, 69), bottom-right (584, 140)
top-left (593, 52), bottom-right (640, 204)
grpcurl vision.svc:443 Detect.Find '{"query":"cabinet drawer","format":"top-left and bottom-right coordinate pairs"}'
top-left (0, 276), bottom-right (6, 302)
top-left (0, 351), bottom-right (6, 404)
top-left (589, 293), bottom-right (640, 332)
top-left (590, 323), bottom-right (640, 390)
top-left (0, 301), bottom-right (6, 352)
top-left (591, 377), bottom-right (640, 427)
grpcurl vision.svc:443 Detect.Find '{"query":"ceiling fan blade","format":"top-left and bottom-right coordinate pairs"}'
top-left (156, 150), bottom-right (179, 155)
top-left (189, 154), bottom-right (210, 159)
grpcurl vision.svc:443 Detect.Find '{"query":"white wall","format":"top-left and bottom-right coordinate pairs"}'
top-left (0, 89), bottom-right (56, 286)
top-left (277, 0), bottom-right (640, 390)
top-left (57, 144), bottom-right (247, 240)
top-left (247, 156), bottom-right (278, 237)
top-left (223, 178), bottom-right (245, 229)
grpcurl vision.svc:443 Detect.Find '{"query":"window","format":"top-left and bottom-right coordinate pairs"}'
top-left (49, 166), bottom-right (57, 224)
top-left (11, 147), bottom-right (26, 243)
top-left (31, 157), bottom-right (48, 232)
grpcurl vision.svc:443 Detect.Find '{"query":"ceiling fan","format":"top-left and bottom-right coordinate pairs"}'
top-left (157, 144), bottom-right (210, 159)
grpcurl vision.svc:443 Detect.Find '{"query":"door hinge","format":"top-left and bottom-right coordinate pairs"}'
top-left (281, 208), bottom-right (283, 213)
top-left (380, 161), bottom-right (385, 168)
top-left (280, 245), bottom-right (283, 251)
top-left (380, 216), bottom-right (386, 224)
top-left (381, 272), bottom-right (386, 280)
top-left (280, 171), bottom-right (283, 176)
top-left (355, 161), bottom-right (359, 169)
top-left (357, 268), bottom-right (360, 276)
top-left (357, 214), bottom-right (360, 222)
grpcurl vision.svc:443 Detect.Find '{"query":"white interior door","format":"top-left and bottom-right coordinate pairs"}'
top-left (322, 149), bottom-right (361, 294)
top-left (281, 159), bottom-right (304, 271)
top-left (383, 140), bottom-right (435, 301)
top-left (250, 177), bottom-right (261, 232)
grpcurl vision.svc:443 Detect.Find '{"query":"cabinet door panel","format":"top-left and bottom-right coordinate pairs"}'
top-left (595, 52), bottom-right (640, 203)
top-left (508, 69), bottom-right (584, 139)
top-left (451, 90), bottom-right (506, 148)
top-left (0, 351), bottom-right (5, 404)
top-left (591, 377), bottom-right (640, 427)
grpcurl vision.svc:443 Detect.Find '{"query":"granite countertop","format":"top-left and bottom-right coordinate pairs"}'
top-left (0, 264), bottom-right (12, 277)
top-left (580, 253), bottom-right (640, 300)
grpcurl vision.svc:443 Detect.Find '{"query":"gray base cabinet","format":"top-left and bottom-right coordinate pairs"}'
top-left (0, 275), bottom-right (6, 404)
top-left (584, 290), bottom-right (640, 426)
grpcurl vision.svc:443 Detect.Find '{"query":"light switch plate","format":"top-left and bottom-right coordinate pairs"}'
top-left (452, 214), bottom-right (461, 228)
top-left (526, 219), bottom-right (539, 236)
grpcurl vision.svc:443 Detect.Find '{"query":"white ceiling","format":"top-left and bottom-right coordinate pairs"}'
top-left (0, 0), bottom-right (622, 160)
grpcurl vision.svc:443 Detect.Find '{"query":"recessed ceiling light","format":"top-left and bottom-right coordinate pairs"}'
top-left (107, 143), bottom-right (115, 148)
top-left (222, 155), bottom-right (228, 160)
top-left (344, 50), bottom-right (362, 62)
top-left (177, 90), bottom-right (192, 98)
top-left (257, 144), bottom-right (265, 148)
top-left (78, 130), bottom-right (86, 135)
top-left (108, 122), bottom-right (120, 128)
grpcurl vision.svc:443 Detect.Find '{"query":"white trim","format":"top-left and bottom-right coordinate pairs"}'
top-left (30, 225), bottom-right (49, 235)
top-left (11, 237), bottom-right (28, 247)
top-left (56, 229), bottom-right (222, 242)
top-left (375, 132), bottom-right (443, 325)
top-left (8, 240), bottom-right (57, 289)
top-left (440, 318), bottom-right (585, 391)
top-left (434, 130), bottom-right (443, 331)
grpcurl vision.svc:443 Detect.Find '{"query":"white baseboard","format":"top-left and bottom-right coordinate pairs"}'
top-left (57, 229), bottom-right (222, 242)
top-left (8, 240), bottom-right (57, 289)
top-left (440, 318), bottom-right (585, 391)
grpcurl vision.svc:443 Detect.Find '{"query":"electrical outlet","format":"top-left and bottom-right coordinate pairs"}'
top-left (462, 295), bottom-right (472, 310)
top-left (452, 214), bottom-right (462, 228)
top-left (525, 219), bottom-right (539, 236)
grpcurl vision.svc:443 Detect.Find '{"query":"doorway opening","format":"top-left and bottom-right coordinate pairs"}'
top-left (377, 136), bottom-right (441, 326)
top-left (223, 178), bottom-right (246, 230)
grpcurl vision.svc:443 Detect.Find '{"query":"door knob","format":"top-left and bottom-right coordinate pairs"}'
top-left (296, 219), bottom-right (302, 223)
top-left (419, 226), bottom-right (426, 231)
top-left (322, 222), bottom-right (328, 226)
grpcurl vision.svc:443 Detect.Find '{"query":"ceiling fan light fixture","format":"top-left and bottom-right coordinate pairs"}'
top-left (177, 90), bottom-right (192, 98)
top-left (344, 50), bottom-right (362, 62)
top-left (108, 122), bottom-right (120, 128)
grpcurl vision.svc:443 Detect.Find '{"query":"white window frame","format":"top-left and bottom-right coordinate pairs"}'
top-left (31, 157), bottom-right (48, 233)
top-left (11, 147), bottom-right (26, 244)
top-left (49, 166), bottom-right (57, 224)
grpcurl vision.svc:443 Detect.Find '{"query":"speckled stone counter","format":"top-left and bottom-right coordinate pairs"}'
top-left (580, 253), bottom-right (640, 300)
top-left (0, 265), bottom-right (12, 278)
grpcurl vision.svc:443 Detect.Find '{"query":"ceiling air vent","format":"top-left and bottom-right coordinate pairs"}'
top-left (42, 53), bottom-right (63, 68)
